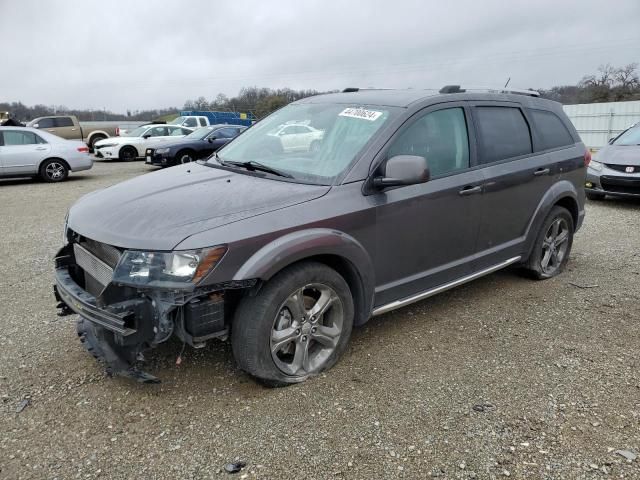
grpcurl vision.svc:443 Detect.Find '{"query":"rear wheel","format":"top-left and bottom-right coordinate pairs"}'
top-left (524, 206), bottom-right (574, 280)
top-left (586, 191), bottom-right (605, 201)
top-left (39, 159), bottom-right (69, 182)
top-left (119, 146), bottom-right (138, 161)
top-left (89, 135), bottom-right (106, 151)
top-left (231, 262), bottom-right (354, 387)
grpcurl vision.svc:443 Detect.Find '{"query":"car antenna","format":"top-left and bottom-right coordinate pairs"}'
top-left (504, 77), bottom-right (511, 88)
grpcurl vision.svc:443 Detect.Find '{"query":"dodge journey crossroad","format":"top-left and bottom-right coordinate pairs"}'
top-left (54, 86), bottom-right (587, 384)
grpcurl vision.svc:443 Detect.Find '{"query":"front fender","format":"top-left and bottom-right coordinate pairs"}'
top-left (233, 228), bottom-right (375, 322)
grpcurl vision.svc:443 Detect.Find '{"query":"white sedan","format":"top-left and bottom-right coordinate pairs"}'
top-left (0, 126), bottom-right (93, 182)
top-left (94, 124), bottom-right (193, 161)
top-left (268, 124), bottom-right (324, 152)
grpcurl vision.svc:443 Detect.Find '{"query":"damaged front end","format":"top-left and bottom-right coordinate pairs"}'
top-left (53, 232), bottom-right (254, 383)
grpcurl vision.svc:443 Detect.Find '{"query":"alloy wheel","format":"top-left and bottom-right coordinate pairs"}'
top-left (270, 283), bottom-right (344, 376)
top-left (540, 218), bottom-right (570, 275)
top-left (45, 162), bottom-right (65, 180)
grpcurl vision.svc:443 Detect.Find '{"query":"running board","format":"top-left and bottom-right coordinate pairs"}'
top-left (372, 256), bottom-right (521, 316)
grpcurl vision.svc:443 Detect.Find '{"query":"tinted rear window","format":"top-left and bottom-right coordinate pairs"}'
top-left (475, 106), bottom-right (532, 164)
top-left (55, 117), bottom-right (74, 127)
top-left (530, 109), bottom-right (574, 150)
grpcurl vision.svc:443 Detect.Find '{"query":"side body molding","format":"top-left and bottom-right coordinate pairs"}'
top-left (233, 228), bottom-right (376, 324)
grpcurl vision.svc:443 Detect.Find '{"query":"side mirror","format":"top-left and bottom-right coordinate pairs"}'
top-left (142, 134), bottom-right (151, 139)
top-left (373, 155), bottom-right (430, 188)
top-left (608, 137), bottom-right (615, 144)
top-left (32, 123), bottom-right (39, 128)
top-left (208, 136), bottom-right (217, 142)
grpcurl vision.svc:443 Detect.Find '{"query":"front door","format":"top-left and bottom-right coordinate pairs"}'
top-left (0, 130), bottom-right (51, 175)
top-left (373, 105), bottom-right (483, 307)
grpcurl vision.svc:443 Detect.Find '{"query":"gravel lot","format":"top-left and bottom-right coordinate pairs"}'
top-left (0, 160), bottom-right (638, 480)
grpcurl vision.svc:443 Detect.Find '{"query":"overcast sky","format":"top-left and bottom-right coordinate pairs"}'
top-left (1, 0), bottom-right (639, 112)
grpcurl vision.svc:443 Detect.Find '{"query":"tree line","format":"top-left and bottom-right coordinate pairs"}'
top-left (3, 63), bottom-right (638, 123)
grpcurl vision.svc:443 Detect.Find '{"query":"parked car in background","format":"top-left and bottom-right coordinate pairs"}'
top-left (55, 86), bottom-right (587, 385)
top-left (267, 123), bottom-right (324, 152)
top-left (116, 121), bottom-right (166, 137)
top-left (93, 124), bottom-right (193, 161)
top-left (27, 115), bottom-right (144, 150)
top-left (169, 115), bottom-right (211, 129)
top-left (0, 126), bottom-right (92, 182)
top-left (145, 124), bottom-right (247, 167)
top-left (585, 122), bottom-right (640, 200)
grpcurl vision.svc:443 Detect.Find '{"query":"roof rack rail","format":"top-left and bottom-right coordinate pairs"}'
top-left (439, 84), bottom-right (540, 97)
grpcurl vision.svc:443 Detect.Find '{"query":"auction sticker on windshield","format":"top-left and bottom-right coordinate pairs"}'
top-left (339, 107), bottom-right (383, 122)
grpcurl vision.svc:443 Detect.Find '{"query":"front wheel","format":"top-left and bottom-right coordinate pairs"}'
top-left (524, 206), bottom-right (574, 280)
top-left (176, 150), bottom-right (194, 165)
top-left (231, 262), bottom-right (354, 387)
top-left (119, 146), bottom-right (138, 162)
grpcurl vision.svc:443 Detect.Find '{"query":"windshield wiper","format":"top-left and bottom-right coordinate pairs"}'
top-left (218, 159), bottom-right (293, 178)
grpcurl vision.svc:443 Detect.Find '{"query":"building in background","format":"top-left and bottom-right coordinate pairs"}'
top-left (563, 100), bottom-right (640, 150)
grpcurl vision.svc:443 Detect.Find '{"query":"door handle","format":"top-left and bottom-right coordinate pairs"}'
top-left (35, 147), bottom-right (47, 150)
top-left (533, 168), bottom-right (550, 176)
top-left (459, 185), bottom-right (482, 196)
top-left (71, 128), bottom-right (77, 131)
top-left (47, 129), bottom-right (55, 132)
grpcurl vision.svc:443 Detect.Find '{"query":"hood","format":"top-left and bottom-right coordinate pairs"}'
top-left (68, 163), bottom-right (330, 250)
top-left (596, 145), bottom-right (640, 165)
top-left (96, 136), bottom-right (140, 146)
top-left (148, 137), bottom-right (195, 150)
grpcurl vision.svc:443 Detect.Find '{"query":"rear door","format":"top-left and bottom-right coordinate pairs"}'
top-left (470, 103), bottom-right (554, 269)
top-left (373, 104), bottom-right (484, 306)
top-left (0, 130), bottom-right (51, 174)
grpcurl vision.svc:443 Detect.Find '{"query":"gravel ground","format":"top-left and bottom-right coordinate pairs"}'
top-left (0, 160), bottom-right (639, 480)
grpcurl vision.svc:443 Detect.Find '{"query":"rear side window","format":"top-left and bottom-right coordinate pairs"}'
top-left (55, 117), bottom-right (74, 127)
top-left (198, 118), bottom-right (207, 127)
top-left (530, 110), bottom-right (574, 150)
top-left (184, 117), bottom-right (198, 128)
top-left (475, 107), bottom-right (532, 164)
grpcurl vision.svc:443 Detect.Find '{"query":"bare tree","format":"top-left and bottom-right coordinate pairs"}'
top-left (614, 63), bottom-right (639, 89)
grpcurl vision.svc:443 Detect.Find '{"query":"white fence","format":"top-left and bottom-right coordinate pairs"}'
top-left (563, 100), bottom-right (640, 149)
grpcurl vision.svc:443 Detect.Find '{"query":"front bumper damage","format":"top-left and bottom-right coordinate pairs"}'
top-left (53, 242), bottom-right (255, 382)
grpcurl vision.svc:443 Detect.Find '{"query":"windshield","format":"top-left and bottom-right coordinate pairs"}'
top-left (211, 103), bottom-right (393, 184)
top-left (613, 125), bottom-right (640, 146)
top-left (125, 126), bottom-right (149, 137)
top-left (186, 127), bottom-right (215, 140)
top-left (169, 116), bottom-right (185, 125)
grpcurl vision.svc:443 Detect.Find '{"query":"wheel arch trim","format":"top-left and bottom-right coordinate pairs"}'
top-left (232, 228), bottom-right (375, 325)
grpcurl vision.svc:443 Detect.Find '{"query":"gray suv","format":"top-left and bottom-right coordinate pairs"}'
top-left (54, 86), bottom-right (587, 385)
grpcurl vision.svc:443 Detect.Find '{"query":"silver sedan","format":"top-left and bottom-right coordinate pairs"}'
top-left (586, 122), bottom-right (640, 200)
top-left (0, 126), bottom-right (93, 182)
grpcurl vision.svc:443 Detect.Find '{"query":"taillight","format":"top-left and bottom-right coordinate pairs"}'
top-left (584, 150), bottom-right (592, 167)
top-left (116, 127), bottom-right (120, 136)
top-left (77, 146), bottom-right (89, 153)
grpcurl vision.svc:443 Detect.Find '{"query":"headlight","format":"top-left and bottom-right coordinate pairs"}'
top-left (589, 160), bottom-right (603, 171)
top-left (112, 246), bottom-right (227, 288)
top-left (97, 143), bottom-right (118, 148)
top-left (155, 147), bottom-right (171, 154)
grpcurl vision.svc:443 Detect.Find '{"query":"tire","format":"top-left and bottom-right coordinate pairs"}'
top-left (175, 150), bottom-right (195, 165)
top-left (119, 146), bottom-right (138, 162)
top-left (231, 261), bottom-right (354, 387)
top-left (89, 135), bottom-right (106, 151)
top-left (524, 206), bottom-right (574, 280)
top-left (586, 191), bottom-right (605, 201)
top-left (39, 158), bottom-right (69, 182)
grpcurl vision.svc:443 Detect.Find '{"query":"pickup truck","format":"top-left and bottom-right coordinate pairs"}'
top-left (168, 115), bottom-right (212, 129)
top-left (27, 115), bottom-right (145, 150)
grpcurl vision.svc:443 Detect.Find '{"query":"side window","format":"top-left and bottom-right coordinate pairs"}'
top-left (475, 107), bottom-right (532, 164)
top-left (55, 117), bottom-right (74, 127)
top-left (3, 130), bottom-right (39, 145)
top-left (180, 128), bottom-right (192, 135)
top-left (184, 117), bottom-right (198, 128)
top-left (282, 126), bottom-right (296, 135)
top-left (168, 127), bottom-right (184, 136)
top-left (530, 109), bottom-right (574, 151)
top-left (150, 126), bottom-right (167, 136)
top-left (36, 118), bottom-right (56, 129)
top-left (198, 118), bottom-right (207, 127)
top-left (216, 128), bottom-right (236, 138)
top-left (387, 107), bottom-right (470, 177)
